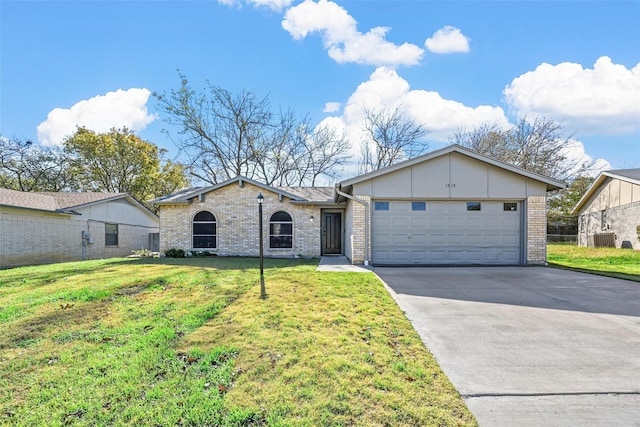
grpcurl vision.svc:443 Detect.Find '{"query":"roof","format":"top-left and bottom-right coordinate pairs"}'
top-left (0, 189), bottom-right (157, 218)
top-left (572, 168), bottom-right (640, 214)
top-left (149, 176), bottom-right (339, 206)
top-left (338, 144), bottom-right (566, 191)
top-left (276, 186), bottom-right (335, 203)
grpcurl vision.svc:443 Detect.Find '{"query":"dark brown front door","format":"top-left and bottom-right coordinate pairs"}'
top-left (322, 212), bottom-right (342, 255)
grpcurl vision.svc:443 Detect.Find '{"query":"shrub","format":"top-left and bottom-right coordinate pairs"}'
top-left (165, 248), bottom-right (185, 258)
top-left (131, 247), bottom-right (153, 257)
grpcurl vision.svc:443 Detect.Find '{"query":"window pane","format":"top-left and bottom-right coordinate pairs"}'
top-left (105, 223), bottom-right (118, 246)
top-left (270, 236), bottom-right (292, 248)
top-left (193, 236), bottom-right (216, 248)
top-left (503, 203), bottom-right (517, 211)
top-left (194, 211), bottom-right (215, 222)
top-left (412, 202), bottom-right (426, 211)
top-left (467, 202), bottom-right (481, 211)
top-left (374, 201), bottom-right (389, 211)
top-left (193, 223), bottom-right (216, 234)
top-left (271, 211), bottom-right (292, 222)
top-left (105, 234), bottom-right (118, 246)
top-left (270, 223), bottom-right (293, 235)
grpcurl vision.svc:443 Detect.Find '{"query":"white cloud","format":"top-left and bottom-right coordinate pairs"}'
top-left (560, 139), bottom-right (612, 177)
top-left (218, 0), bottom-right (295, 11)
top-left (425, 26), bottom-right (470, 54)
top-left (282, 0), bottom-right (423, 66)
top-left (37, 88), bottom-right (156, 147)
top-left (504, 56), bottom-right (640, 135)
top-left (323, 102), bottom-right (341, 113)
top-left (248, 0), bottom-right (295, 11)
top-left (318, 67), bottom-right (510, 159)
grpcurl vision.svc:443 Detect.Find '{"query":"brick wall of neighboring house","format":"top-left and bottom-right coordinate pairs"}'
top-left (159, 182), bottom-right (322, 258)
top-left (578, 201), bottom-right (640, 249)
top-left (526, 195), bottom-right (547, 264)
top-left (0, 208), bottom-right (155, 268)
top-left (343, 195), bottom-right (370, 264)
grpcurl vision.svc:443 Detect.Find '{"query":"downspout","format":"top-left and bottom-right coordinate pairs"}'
top-left (335, 186), bottom-right (370, 265)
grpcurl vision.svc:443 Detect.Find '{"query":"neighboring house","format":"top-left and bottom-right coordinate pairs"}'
top-left (573, 169), bottom-right (640, 249)
top-left (0, 190), bottom-right (159, 268)
top-left (151, 145), bottom-right (565, 266)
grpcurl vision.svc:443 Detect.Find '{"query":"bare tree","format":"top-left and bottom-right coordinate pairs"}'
top-left (0, 137), bottom-right (74, 191)
top-left (290, 123), bottom-right (350, 186)
top-left (358, 105), bottom-right (429, 174)
top-left (155, 73), bottom-right (350, 186)
top-left (155, 74), bottom-right (272, 184)
top-left (451, 116), bottom-right (594, 180)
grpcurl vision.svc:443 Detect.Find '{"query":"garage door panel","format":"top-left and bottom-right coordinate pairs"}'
top-left (373, 201), bottom-right (521, 265)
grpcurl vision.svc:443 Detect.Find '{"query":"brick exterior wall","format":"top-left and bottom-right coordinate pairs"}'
top-left (578, 201), bottom-right (640, 249)
top-left (158, 182), bottom-right (322, 258)
top-left (526, 195), bottom-right (547, 264)
top-left (0, 208), bottom-right (156, 269)
top-left (343, 195), bottom-right (370, 264)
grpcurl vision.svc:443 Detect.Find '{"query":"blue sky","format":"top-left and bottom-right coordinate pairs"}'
top-left (2, 0), bottom-right (639, 181)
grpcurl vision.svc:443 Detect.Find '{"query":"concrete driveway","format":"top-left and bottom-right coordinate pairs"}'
top-left (375, 267), bottom-right (640, 427)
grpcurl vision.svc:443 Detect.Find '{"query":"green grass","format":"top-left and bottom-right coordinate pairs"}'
top-left (0, 257), bottom-right (475, 426)
top-left (548, 243), bottom-right (640, 281)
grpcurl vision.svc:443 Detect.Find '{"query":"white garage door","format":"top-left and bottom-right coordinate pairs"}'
top-left (372, 200), bottom-right (522, 265)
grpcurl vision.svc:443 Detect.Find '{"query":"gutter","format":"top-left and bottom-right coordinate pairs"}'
top-left (335, 186), bottom-right (370, 265)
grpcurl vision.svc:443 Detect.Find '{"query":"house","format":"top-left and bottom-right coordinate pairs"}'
top-left (151, 145), bottom-right (565, 266)
top-left (0, 190), bottom-right (159, 268)
top-left (573, 168), bottom-right (640, 249)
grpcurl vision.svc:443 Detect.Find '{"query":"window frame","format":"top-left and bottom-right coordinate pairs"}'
top-left (466, 202), bottom-right (481, 211)
top-left (503, 202), bottom-right (518, 212)
top-left (105, 223), bottom-right (118, 246)
top-left (192, 211), bottom-right (217, 249)
top-left (411, 201), bottom-right (426, 211)
top-left (374, 201), bottom-right (390, 211)
top-left (269, 211), bottom-right (293, 249)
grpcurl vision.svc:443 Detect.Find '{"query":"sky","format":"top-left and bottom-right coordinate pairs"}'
top-left (1, 0), bottom-right (639, 183)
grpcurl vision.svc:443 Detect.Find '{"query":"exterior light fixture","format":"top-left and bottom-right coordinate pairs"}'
top-left (310, 215), bottom-right (314, 222)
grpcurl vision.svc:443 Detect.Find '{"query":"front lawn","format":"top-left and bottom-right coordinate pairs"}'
top-left (0, 257), bottom-right (475, 426)
top-left (548, 243), bottom-right (640, 281)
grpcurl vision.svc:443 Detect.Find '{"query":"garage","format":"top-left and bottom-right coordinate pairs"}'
top-left (372, 200), bottom-right (522, 265)
top-left (336, 145), bottom-right (565, 266)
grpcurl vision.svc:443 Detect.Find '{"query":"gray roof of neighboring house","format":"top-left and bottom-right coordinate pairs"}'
top-left (0, 189), bottom-right (156, 218)
top-left (149, 176), bottom-right (339, 206)
top-left (573, 168), bottom-right (640, 214)
top-left (606, 168), bottom-right (640, 182)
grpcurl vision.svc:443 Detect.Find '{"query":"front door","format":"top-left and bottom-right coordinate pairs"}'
top-left (322, 212), bottom-right (342, 255)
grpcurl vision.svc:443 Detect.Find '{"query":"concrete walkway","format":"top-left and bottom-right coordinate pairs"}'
top-left (315, 256), bottom-right (374, 273)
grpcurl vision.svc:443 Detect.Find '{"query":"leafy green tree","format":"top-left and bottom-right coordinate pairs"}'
top-left (0, 136), bottom-right (73, 191)
top-left (548, 175), bottom-right (594, 218)
top-left (63, 127), bottom-right (190, 204)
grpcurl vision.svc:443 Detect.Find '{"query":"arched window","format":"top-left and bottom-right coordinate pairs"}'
top-left (192, 211), bottom-right (216, 249)
top-left (269, 211), bottom-right (293, 249)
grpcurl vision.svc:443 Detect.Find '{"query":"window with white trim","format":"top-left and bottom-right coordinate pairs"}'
top-left (269, 211), bottom-right (293, 249)
top-left (193, 211), bottom-right (217, 249)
